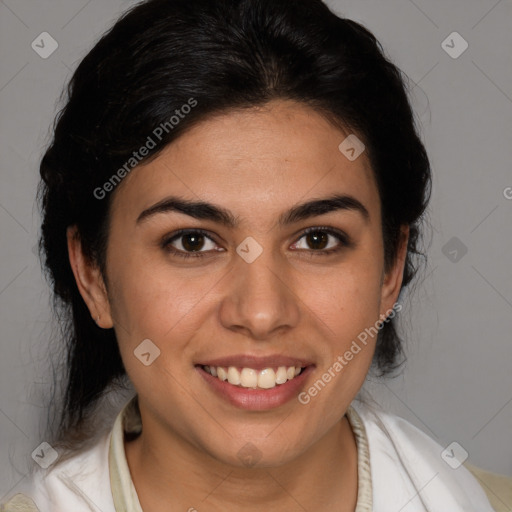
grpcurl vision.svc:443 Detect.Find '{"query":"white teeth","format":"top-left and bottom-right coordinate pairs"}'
top-left (258, 368), bottom-right (276, 389)
top-left (203, 364), bottom-right (304, 389)
top-left (275, 366), bottom-right (288, 384)
top-left (227, 366), bottom-right (241, 385)
top-left (240, 368), bottom-right (258, 388)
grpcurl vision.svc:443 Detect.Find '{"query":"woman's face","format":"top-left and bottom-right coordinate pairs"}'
top-left (77, 99), bottom-right (406, 468)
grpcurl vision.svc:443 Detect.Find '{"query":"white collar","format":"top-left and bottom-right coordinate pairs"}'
top-left (351, 399), bottom-right (495, 511)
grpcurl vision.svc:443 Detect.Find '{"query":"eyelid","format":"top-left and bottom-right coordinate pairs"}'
top-left (298, 226), bottom-right (352, 248)
top-left (162, 226), bottom-right (352, 258)
top-left (161, 228), bottom-right (219, 253)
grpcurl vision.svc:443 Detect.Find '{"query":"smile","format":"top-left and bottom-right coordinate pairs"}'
top-left (196, 356), bottom-right (315, 410)
top-left (201, 365), bottom-right (305, 389)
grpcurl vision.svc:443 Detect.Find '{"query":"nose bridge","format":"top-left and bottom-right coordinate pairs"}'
top-left (219, 239), bottom-right (300, 338)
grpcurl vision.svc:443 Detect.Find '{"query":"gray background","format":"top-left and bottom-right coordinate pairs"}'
top-left (1, 0), bottom-right (511, 503)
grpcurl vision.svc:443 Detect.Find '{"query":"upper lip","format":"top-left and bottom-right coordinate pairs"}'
top-left (196, 355), bottom-right (314, 371)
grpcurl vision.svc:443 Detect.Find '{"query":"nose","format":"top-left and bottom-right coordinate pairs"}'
top-left (218, 242), bottom-right (301, 341)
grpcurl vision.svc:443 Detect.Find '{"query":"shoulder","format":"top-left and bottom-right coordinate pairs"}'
top-left (465, 463), bottom-right (512, 512)
top-left (1, 432), bottom-right (116, 512)
top-left (350, 399), bottom-right (501, 511)
top-left (1, 494), bottom-right (39, 512)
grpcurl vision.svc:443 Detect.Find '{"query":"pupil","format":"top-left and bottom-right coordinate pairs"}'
top-left (183, 233), bottom-right (204, 251)
top-left (308, 231), bottom-right (328, 250)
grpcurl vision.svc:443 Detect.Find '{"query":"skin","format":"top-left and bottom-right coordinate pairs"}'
top-left (68, 99), bottom-right (408, 511)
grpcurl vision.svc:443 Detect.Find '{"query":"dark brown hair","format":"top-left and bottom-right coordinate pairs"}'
top-left (38, 0), bottom-right (431, 443)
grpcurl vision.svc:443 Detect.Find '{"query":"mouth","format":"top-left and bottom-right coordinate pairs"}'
top-left (199, 364), bottom-right (305, 389)
top-left (195, 356), bottom-right (315, 410)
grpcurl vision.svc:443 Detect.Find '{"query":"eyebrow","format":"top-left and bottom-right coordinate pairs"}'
top-left (136, 193), bottom-right (370, 227)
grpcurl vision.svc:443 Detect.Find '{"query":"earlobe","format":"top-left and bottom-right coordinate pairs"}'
top-left (66, 226), bottom-right (114, 329)
top-left (380, 225), bottom-right (409, 315)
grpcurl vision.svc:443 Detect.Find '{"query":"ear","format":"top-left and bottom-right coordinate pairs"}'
top-left (67, 226), bottom-right (114, 329)
top-left (379, 225), bottom-right (409, 319)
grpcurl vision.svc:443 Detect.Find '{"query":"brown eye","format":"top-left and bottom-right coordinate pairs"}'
top-left (305, 230), bottom-right (329, 250)
top-left (291, 227), bottom-right (352, 255)
top-left (162, 229), bottom-right (221, 259)
top-left (181, 232), bottom-right (206, 252)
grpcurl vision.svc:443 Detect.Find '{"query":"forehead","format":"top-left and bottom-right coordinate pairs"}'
top-left (111, 100), bottom-right (379, 226)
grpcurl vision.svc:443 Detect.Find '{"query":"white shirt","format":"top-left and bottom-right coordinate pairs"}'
top-left (1, 394), bottom-right (497, 511)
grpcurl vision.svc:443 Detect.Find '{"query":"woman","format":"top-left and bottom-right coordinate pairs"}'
top-left (1, 0), bottom-right (508, 510)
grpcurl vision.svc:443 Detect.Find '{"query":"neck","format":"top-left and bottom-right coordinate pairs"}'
top-left (125, 412), bottom-right (358, 512)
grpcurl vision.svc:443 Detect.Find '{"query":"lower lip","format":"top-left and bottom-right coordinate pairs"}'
top-left (196, 365), bottom-right (314, 411)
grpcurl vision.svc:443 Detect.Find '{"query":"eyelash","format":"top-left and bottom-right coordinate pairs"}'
top-left (161, 227), bottom-right (352, 260)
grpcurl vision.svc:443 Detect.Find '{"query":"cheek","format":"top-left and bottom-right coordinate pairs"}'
top-left (310, 258), bottom-right (383, 337)
top-left (299, 268), bottom-right (383, 419)
top-left (300, 251), bottom-right (384, 404)
top-left (107, 268), bottom-right (202, 401)
top-left (106, 254), bottom-right (223, 363)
